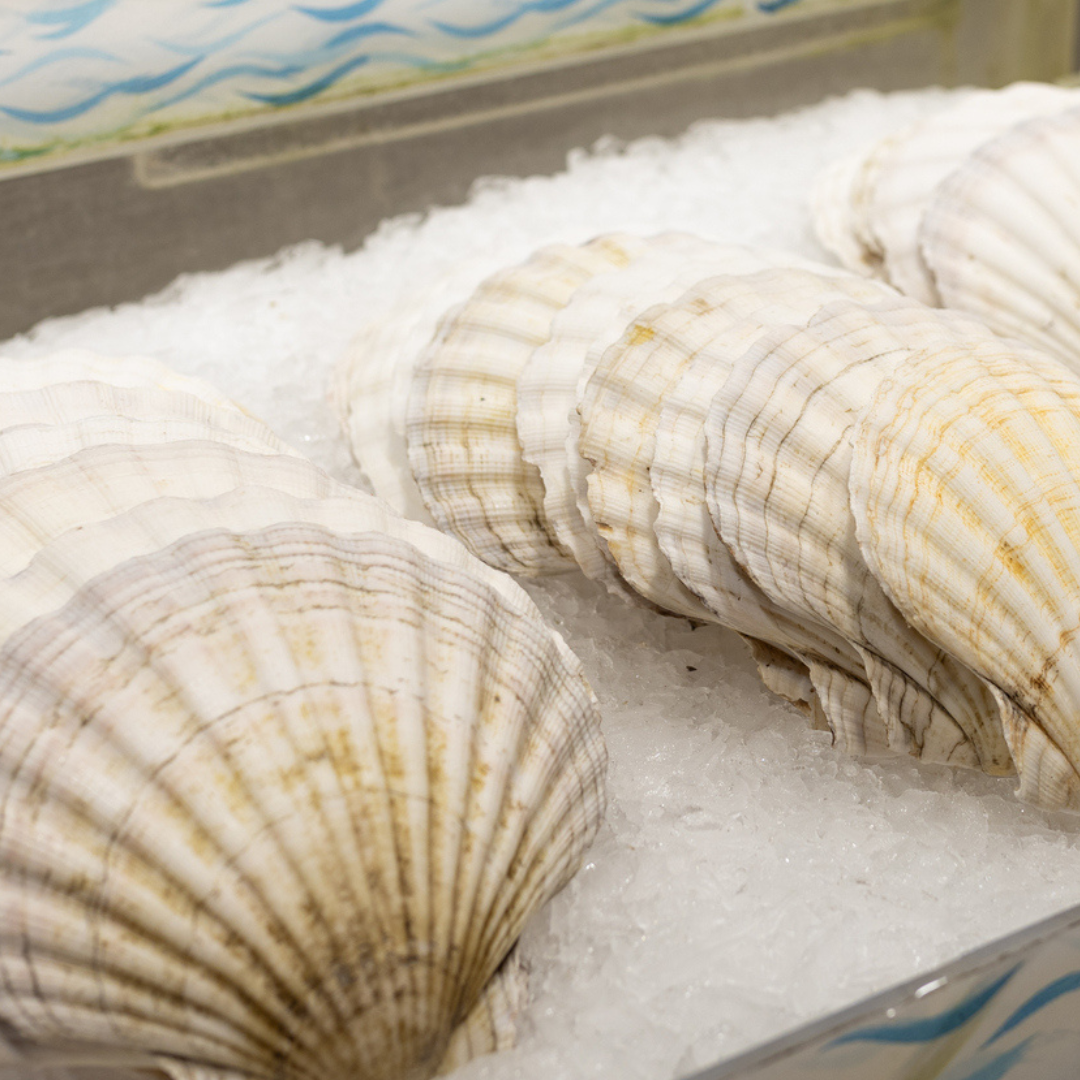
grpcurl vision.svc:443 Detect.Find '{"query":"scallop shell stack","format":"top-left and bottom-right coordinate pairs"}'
top-left (0, 350), bottom-right (607, 1080)
top-left (810, 80), bottom-right (1080, 371)
top-left (337, 228), bottom-right (1080, 812)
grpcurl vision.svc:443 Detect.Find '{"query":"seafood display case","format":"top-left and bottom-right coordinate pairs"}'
top-left (1, 0), bottom-right (1076, 338)
top-left (4, 2), bottom-right (1080, 1080)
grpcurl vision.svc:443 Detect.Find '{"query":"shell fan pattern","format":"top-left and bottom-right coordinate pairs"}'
top-left (336, 229), bottom-right (1080, 813)
top-left (0, 350), bottom-right (607, 1080)
top-left (809, 80), bottom-right (1080, 371)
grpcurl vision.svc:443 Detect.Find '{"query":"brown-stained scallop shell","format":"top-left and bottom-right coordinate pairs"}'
top-left (0, 351), bottom-right (607, 1080)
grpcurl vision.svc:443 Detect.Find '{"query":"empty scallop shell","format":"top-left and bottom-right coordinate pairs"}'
top-left (576, 262), bottom-right (866, 621)
top-left (514, 233), bottom-right (794, 597)
top-left (850, 335), bottom-right (1080, 809)
top-left (331, 254), bottom-right (496, 525)
top-left (704, 296), bottom-right (1013, 773)
top-left (646, 267), bottom-right (895, 624)
top-left (405, 233), bottom-right (651, 575)
top-left (0, 354), bottom-right (607, 1080)
top-left (920, 106), bottom-right (1080, 370)
top-left (812, 83), bottom-right (1078, 303)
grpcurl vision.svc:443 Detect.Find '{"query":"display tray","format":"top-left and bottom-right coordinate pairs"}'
top-left (692, 902), bottom-right (1080, 1080)
top-left (2, 3), bottom-right (1080, 1080)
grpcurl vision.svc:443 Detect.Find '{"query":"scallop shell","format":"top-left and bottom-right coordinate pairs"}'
top-left (812, 83), bottom-right (1078, 302)
top-left (405, 233), bottom-right (651, 575)
top-left (515, 233), bottom-right (778, 596)
top-left (331, 303), bottom-right (442, 523)
top-left (576, 263), bottom-right (870, 621)
top-left (0, 347), bottom-right (247, 408)
top-left (572, 264), bottom-right (909, 752)
top-left (809, 121), bottom-right (911, 282)
top-left (850, 335), bottom-right (1080, 809)
top-left (864, 83), bottom-right (1076, 303)
top-left (920, 105), bottom-right (1080, 371)
top-left (704, 296), bottom-right (1013, 773)
top-left (515, 236), bottom-right (841, 598)
top-left (0, 356), bottom-right (607, 1080)
top-left (331, 254), bottom-right (496, 525)
top-left (647, 268), bottom-right (895, 624)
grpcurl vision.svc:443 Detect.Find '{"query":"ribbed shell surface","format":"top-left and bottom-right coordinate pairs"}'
top-left (704, 297), bottom-right (1013, 773)
top-left (405, 234), bottom-right (649, 575)
top-left (647, 268), bottom-right (895, 626)
top-left (333, 303), bottom-right (443, 524)
top-left (0, 353), bottom-right (608, 1080)
top-left (576, 265), bottom-right (857, 620)
top-left (514, 237), bottom-right (844, 595)
top-left (0, 381), bottom-right (285, 453)
top-left (809, 143), bottom-right (891, 281)
top-left (0, 348), bottom-right (245, 408)
top-left (0, 521), bottom-right (605, 1080)
top-left (856, 83), bottom-right (1076, 303)
top-left (920, 106), bottom-right (1080, 373)
top-left (849, 337), bottom-right (1080, 809)
top-left (514, 234), bottom-right (795, 595)
top-left (331, 254), bottom-right (495, 526)
top-left (810, 83), bottom-right (1079, 303)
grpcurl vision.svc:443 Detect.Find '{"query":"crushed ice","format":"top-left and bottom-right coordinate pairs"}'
top-left (6, 86), bottom-right (1080, 1080)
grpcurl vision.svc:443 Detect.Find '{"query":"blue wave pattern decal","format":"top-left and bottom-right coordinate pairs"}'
top-left (963, 1037), bottom-right (1035, 1080)
top-left (826, 966), bottom-right (1021, 1048)
top-left (985, 969), bottom-right (1080, 1045)
top-left (640, 0), bottom-right (723, 29)
top-left (295, 0), bottom-right (387, 20)
top-left (808, 938), bottom-right (1080, 1080)
top-left (0, 0), bottom-right (806, 158)
top-left (26, 0), bottom-right (115, 40)
top-left (0, 55), bottom-right (201, 122)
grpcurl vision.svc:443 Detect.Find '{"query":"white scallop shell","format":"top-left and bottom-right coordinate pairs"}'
top-left (330, 255), bottom-right (497, 525)
top-left (0, 441), bottom-right (343, 581)
top-left (331, 301), bottom-right (442, 523)
top-left (812, 83), bottom-right (1078, 302)
top-left (704, 296), bottom-right (1013, 773)
top-left (920, 105), bottom-right (1080, 371)
top-left (514, 233), bottom-right (774, 596)
top-left (539, 241), bottom-right (852, 599)
top-left (0, 355), bottom-right (607, 1079)
top-left (850, 335), bottom-right (1080, 809)
top-left (404, 234), bottom-right (651, 574)
top-left (648, 268), bottom-right (895, 625)
top-left (808, 144), bottom-right (889, 279)
top-left (0, 347), bottom-right (247, 408)
top-left (576, 262), bottom-right (865, 621)
top-left (864, 82), bottom-right (1076, 303)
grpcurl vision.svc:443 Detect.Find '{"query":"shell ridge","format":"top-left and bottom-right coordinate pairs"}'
top-left (87, 538), bottom-right (390, 1059)
top-left (443, 614), bottom-right (601, 1025)
top-left (0, 600), bottom-right (349, 1072)
top-left (919, 108), bottom-right (1080, 367)
top-left (853, 644), bottom-right (978, 769)
top-left (709, 304), bottom-right (1013, 769)
top-left (847, 339), bottom-right (1080, 803)
top-left (803, 659), bottom-right (891, 758)
top-left (457, 664), bottom-right (602, 995)
top-left (435, 945), bottom-right (527, 1075)
top-left (404, 237), bottom-right (653, 574)
top-left (987, 683), bottom-right (1080, 810)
